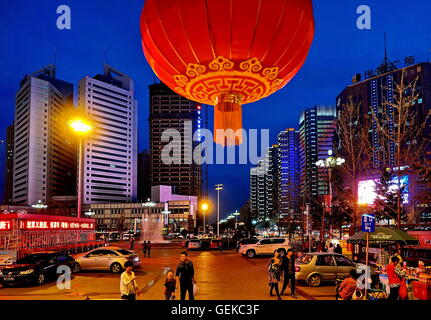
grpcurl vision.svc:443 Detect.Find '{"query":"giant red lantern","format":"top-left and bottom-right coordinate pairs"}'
top-left (141, 0), bottom-right (314, 146)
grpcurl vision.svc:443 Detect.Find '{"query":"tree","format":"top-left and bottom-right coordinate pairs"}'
top-left (336, 97), bottom-right (371, 232)
top-left (371, 71), bottom-right (430, 227)
top-left (374, 168), bottom-right (407, 224)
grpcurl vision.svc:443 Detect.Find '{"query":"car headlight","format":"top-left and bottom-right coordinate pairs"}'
top-left (19, 269), bottom-right (35, 275)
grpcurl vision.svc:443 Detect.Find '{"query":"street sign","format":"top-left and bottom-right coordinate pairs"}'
top-left (361, 214), bottom-right (375, 233)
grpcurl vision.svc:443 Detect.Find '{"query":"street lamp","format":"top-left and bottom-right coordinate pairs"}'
top-left (200, 202), bottom-right (209, 234)
top-left (84, 209), bottom-right (95, 216)
top-left (233, 210), bottom-right (240, 229)
top-left (215, 184), bottom-right (223, 237)
top-left (69, 118), bottom-right (92, 219)
top-left (31, 200), bottom-right (48, 210)
top-left (315, 149), bottom-right (345, 240)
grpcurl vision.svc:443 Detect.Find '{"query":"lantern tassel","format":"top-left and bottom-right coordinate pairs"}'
top-left (214, 93), bottom-right (243, 146)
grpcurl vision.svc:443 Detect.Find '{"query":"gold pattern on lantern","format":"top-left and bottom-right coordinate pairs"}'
top-left (174, 56), bottom-right (284, 105)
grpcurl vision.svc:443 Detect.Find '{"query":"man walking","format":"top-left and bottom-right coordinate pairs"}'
top-left (175, 251), bottom-right (195, 300)
top-left (280, 249), bottom-right (297, 298)
top-left (142, 241), bottom-right (148, 258)
top-left (147, 241), bottom-right (152, 258)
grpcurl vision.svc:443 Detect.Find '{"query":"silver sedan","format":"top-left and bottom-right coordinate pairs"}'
top-left (72, 247), bottom-right (141, 273)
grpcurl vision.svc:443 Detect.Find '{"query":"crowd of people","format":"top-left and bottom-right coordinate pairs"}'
top-left (121, 237), bottom-right (410, 301)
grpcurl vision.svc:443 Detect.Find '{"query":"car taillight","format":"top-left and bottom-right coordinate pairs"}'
top-left (295, 266), bottom-right (300, 272)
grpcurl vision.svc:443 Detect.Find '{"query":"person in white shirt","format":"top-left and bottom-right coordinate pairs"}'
top-left (327, 242), bottom-right (335, 253)
top-left (120, 261), bottom-right (140, 300)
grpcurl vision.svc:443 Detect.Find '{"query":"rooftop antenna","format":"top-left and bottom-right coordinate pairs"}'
top-left (53, 46), bottom-right (57, 66)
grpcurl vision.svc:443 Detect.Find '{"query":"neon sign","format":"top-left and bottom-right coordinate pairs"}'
top-left (19, 220), bottom-right (94, 230)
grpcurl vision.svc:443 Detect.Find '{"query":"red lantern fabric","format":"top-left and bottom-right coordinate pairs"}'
top-left (141, 0), bottom-right (314, 145)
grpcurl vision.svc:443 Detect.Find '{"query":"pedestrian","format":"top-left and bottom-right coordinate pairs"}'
top-left (268, 250), bottom-right (283, 300)
top-left (386, 256), bottom-right (406, 300)
top-left (327, 242), bottom-right (335, 253)
top-left (129, 237), bottom-right (135, 250)
top-left (338, 269), bottom-right (359, 300)
top-left (175, 251), bottom-right (195, 300)
top-left (164, 270), bottom-right (176, 300)
top-left (335, 243), bottom-right (342, 254)
top-left (120, 261), bottom-right (140, 300)
top-left (280, 249), bottom-right (297, 298)
top-left (142, 240), bottom-right (148, 258)
top-left (147, 241), bottom-right (152, 257)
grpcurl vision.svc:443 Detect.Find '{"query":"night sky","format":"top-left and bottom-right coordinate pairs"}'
top-left (0, 1), bottom-right (430, 222)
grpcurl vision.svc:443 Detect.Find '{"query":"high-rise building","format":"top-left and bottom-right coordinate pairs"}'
top-left (149, 82), bottom-right (202, 197)
top-left (137, 150), bottom-right (151, 202)
top-left (299, 105), bottom-right (337, 201)
top-left (337, 62), bottom-right (431, 168)
top-left (12, 65), bottom-right (76, 205)
top-left (78, 65), bottom-right (137, 204)
top-left (4, 124), bottom-right (14, 204)
top-left (250, 145), bottom-right (278, 221)
top-left (277, 129), bottom-right (300, 219)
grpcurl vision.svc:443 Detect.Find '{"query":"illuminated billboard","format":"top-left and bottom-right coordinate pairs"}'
top-left (358, 175), bottom-right (409, 205)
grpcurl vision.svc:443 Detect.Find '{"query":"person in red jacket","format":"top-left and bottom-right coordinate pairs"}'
top-left (386, 256), bottom-right (406, 300)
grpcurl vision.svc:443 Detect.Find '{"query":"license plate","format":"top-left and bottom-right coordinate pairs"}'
top-left (3, 276), bottom-right (14, 281)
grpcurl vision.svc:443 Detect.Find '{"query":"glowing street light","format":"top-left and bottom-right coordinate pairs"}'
top-left (315, 149), bottom-right (345, 240)
top-left (69, 118), bottom-right (92, 218)
top-left (200, 202), bottom-right (209, 234)
top-left (31, 200), bottom-right (47, 210)
top-left (215, 184), bottom-right (223, 237)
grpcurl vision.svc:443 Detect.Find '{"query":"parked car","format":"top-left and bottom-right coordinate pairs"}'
top-left (210, 239), bottom-right (222, 249)
top-left (0, 251), bottom-right (75, 286)
top-left (238, 238), bottom-right (290, 258)
top-left (295, 253), bottom-right (357, 287)
top-left (236, 238), bottom-right (259, 252)
top-left (72, 247), bottom-right (140, 274)
top-left (187, 239), bottom-right (202, 250)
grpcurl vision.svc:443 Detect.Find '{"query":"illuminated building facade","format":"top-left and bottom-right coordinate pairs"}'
top-left (149, 82), bottom-right (202, 197)
top-left (12, 65), bottom-right (76, 205)
top-left (78, 65), bottom-right (138, 204)
top-left (299, 105), bottom-right (337, 200)
top-left (337, 62), bottom-right (431, 168)
top-left (250, 145), bottom-right (278, 222)
top-left (277, 129), bottom-right (300, 219)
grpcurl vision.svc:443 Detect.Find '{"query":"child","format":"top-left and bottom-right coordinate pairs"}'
top-left (164, 270), bottom-right (176, 300)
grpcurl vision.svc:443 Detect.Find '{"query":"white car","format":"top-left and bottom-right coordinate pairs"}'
top-left (238, 238), bottom-right (291, 258)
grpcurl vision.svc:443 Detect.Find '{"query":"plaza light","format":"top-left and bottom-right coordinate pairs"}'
top-left (69, 118), bottom-right (92, 219)
top-left (315, 149), bottom-right (345, 240)
top-left (200, 201), bottom-right (209, 234)
top-left (84, 209), bottom-right (95, 216)
top-left (31, 200), bottom-right (47, 209)
top-left (215, 184), bottom-right (223, 237)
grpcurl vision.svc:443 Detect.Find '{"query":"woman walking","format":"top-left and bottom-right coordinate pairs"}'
top-left (147, 241), bottom-right (152, 257)
top-left (268, 250), bottom-right (283, 300)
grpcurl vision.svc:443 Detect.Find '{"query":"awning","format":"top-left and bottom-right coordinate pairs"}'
top-left (348, 227), bottom-right (419, 245)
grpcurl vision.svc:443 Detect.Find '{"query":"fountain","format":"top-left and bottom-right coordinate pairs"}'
top-left (140, 212), bottom-right (165, 243)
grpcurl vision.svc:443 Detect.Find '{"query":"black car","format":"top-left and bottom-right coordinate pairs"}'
top-left (0, 252), bottom-right (75, 286)
top-left (236, 238), bottom-right (259, 252)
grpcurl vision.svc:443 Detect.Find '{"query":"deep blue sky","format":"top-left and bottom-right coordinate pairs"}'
top-left (1, 1), bottom-right (430, 222)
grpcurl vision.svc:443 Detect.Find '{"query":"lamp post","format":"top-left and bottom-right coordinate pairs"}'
top-left (233, 210), bottom-right (240, 229)
top-left (315, 149), bottom-right (345, 240)
top-left (69, 119), bottom-right (92, 218)
top-left (201, 202), bottom-right (209, 234)
top-left (215, 184), bottom-right (223, 237)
